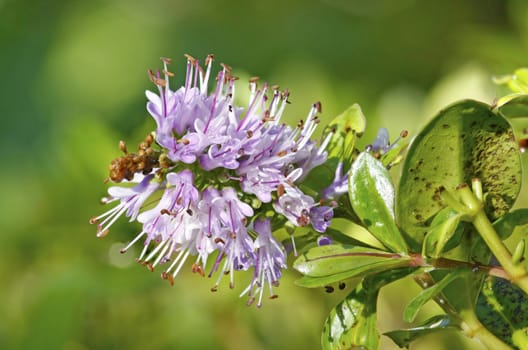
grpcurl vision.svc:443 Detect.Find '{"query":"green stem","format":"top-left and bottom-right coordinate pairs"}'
top-left (458, 186), bottom-right (528, 295)
top-left (459, 309), bottom-right (513, 350)
top-left (413, 273), bottom-right (513, 350)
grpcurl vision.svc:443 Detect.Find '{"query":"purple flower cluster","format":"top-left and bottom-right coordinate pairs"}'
top-left (91, 55), bottom-right (334, 306)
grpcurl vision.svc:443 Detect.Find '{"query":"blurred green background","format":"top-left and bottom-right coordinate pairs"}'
top-left (2, 0), bottom-right (528, 349)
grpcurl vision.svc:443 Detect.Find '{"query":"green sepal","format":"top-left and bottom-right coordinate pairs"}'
top-left (322, 103), bottom-right (367, 169)
top-left (380, 136), bottom-right (409, 169)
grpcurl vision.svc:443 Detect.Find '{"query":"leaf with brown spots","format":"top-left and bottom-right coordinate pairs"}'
top-left (396, 100), bottom-right (521, 251)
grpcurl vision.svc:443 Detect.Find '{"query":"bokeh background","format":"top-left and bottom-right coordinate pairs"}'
top-left (2, 0), bottom-right (528, 349)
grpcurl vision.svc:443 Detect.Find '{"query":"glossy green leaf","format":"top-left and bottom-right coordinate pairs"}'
top-left (477, 276), bottom-right (528, 348)
top-left (422, 207), bottom-right (465, 258)
top-left (384, 315), bottom-right (460, 348)
top-left (294, 245), bottom-right (413, 288)
top-left (322, 282), bottom-right (379, 350)
top-left (404, 269), bottom-right (466, 323)
top-left (397, 100), bottom-right (522, 250)
top-left (349, 152), bottom-right (408, 253)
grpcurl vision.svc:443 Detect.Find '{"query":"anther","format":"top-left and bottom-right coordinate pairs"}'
top-left (97, 228), bottom-right (109, 238)
top-left (119, 140), bottom-right (128, 154)
top-left (160, 209), bottom-right (171, 215)
top-left (162, 69), bottom-right (174, 77)
top-left (89, 217), bottom-right (98, 225)
top-left (161, 271), bottom-right (175, 286)
top-left (192, 263), bottom-right (205, 277)
top-left (153, 78), bottom-right (166, 87)
top-left (297, 119), bottom-right (304, 129)
top-left (210, 286), bottom-right (218, 292)
top-left (214, 237), bottom-right (225, 245)
top-left (269, 294), bottom-right (279, 300)
top-left (184, 54), bottom-right (196, 64)
top-left (146, 263), bottom-right (154, 272)
top-left (400, 130), bottom-right (409, 138)
top-left (314, 101), bottom-right (322, 113)
top-left (220, 63), bottom-right (232, 72)
top-left (205, 54), bottom-right (215, 65)
top-left (177, 139), bottom-right (190, 145)
top-left (160, 57), bottom-right (172, 64)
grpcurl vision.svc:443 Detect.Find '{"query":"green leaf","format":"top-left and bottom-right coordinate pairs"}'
top-left (477, 276), bottom-right (528, 348)
top-left (350, 152), bottom-right (408, 253)
top-left (422, 207), bottom-right (465, 258)
top-left (323, 103), bottom-right (367, 168)
top-left (322, 282), bottom-right (379, 350)
top-left (404, 269), bottom-right (466, 323)
top-left (469, 208), bottom-right (528, 264)
top-left (397, 100), bottom-right (522, 250)
top-left (494, 68), bottom-right (528, 94)
top-left (493, 209), bottom-right (528, 240)
top-left (321, 270), bottom-right (410, 350)
top-left (497, 94), bottom-right (528, 119)
top-left (384, 315), bottom-right (460, 348)
top-left (294, 245), bottom-right (413, 288)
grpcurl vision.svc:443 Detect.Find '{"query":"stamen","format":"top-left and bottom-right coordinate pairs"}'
top-left (192, 263), bottom-right (205, 277)
top-left (161, 271), bottom-right (175, 286)
top-left (138, 242), bottom-right (149, 261)
top-left (97, 228), bottom-right (109, 238)
top-left (290, 235), bottom-right (298, 257)
top-left (145, 239), bottom-right (170, 262)
top-left (120, 231), bottom-right (147, 253)
top-left (171, 250), bottom-right (190, 278)
top-left (162, 69), bottom-right (174, 77)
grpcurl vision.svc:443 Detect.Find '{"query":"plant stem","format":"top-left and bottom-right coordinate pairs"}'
top-left (413, 273), bottom-right (513, 350)
top-left (459, 309), bottom-right (513, 350)
top-left (458, 186), bottom-right (528, 295)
